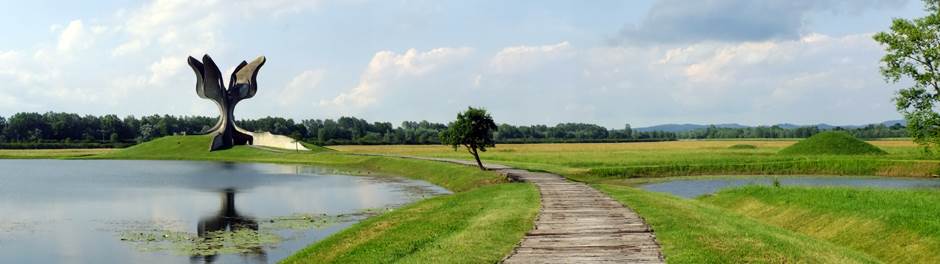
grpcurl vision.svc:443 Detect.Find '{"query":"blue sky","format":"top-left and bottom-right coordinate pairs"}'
top-left (0, 0), bottom-right (927, 127)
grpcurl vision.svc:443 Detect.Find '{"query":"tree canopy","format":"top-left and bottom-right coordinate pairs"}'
top-left (440, 107), bottom-right (498, 170)
top-left (874, 0), bottom-right (940, 148)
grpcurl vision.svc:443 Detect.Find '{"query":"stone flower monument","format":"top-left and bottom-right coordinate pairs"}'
top-left (188, 54), bottom-right (308, 151)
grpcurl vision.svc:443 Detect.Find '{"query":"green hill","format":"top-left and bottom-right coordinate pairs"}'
top-left (99, 135), bottom-right (332, 160)
top-left (779, 132), bottom-right (886, 155)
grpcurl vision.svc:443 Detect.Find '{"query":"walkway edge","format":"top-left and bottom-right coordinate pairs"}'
top-left (353, 153), bottom-right (665, 263)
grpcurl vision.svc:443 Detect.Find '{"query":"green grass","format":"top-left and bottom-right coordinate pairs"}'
top-left (779, 132), bottom-right (887, 155)
top-left (0, 148), bottom-right (114, 159)
top-left (280, 140), bottom-right (940, 263)
top-left (282, 183), bottom-right (539, 264)
top-left (702, 186), bottom-right (940, 263)
top-left (8, 136), bottom-right (939, 262)
top-left (331, 140), bottom-right (939, 181)
top-left (596, 184), bottom-right (879, 263)
top-left (96, 136), bottom-right (503, 192)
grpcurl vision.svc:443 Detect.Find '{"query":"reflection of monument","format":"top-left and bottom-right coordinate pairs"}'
top-left (188, 55), bottom-right (310, 152)
top-left (190, 188), bottom-right (266, 263)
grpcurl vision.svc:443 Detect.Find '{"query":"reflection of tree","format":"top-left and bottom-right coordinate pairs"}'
top-left (189, 188), bottom-right (266, 263)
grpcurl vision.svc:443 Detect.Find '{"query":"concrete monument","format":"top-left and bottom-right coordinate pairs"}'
top-left (188, 55), bottom-right (310, 152)
top-left (187, 54), bottom-right (265, 151)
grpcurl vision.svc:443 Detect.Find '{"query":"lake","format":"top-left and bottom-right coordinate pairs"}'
top-left (639, 175), bottom-right (940, 198)
top-left (0, 159), bottom-right (449, 263)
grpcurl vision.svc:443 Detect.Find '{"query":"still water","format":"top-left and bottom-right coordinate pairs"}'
top-left (639, 175), bottom-right (940, 198)
top-left (0, 159), bottom-right (449, 263)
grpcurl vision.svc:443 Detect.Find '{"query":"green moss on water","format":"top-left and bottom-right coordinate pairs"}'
top-left (119, 228), bottom-right (281, 256)
top-left (116, 209), bottom-right (390, 256)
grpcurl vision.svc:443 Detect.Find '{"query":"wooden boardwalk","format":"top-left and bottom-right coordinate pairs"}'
top-left (498, 169), bottom-right (663, 263)
top-left (368, 155), bottom-right (664, 263)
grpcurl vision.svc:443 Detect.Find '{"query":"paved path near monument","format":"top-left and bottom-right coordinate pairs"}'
top-left (362, 154), bottom-right (664, 263)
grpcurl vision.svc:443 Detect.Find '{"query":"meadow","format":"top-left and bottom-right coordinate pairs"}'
top-left (332, 139), bottom-right (937, 182)
top-left (0, 148), bottom-right (112, 159)
top-left (335, 139), bottom-right (940, 263)
top-left (7, 137), bottom-right (940, 262)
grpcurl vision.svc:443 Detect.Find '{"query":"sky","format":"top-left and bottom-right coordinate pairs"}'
top-left (0, 0), bottom-right (928, 127)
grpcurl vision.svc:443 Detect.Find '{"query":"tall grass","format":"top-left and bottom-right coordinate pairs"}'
top-left (703, 186), bottom-right (940, 263)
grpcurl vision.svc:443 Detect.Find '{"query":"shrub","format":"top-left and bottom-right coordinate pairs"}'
top-left (728, 144), bottom-right (757, 149)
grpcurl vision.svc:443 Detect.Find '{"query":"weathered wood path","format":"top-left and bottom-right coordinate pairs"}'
top-left (370, 155), bottom-right (664, 263)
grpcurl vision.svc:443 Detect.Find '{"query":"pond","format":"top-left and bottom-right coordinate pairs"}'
top-left (638, 175), bottom-right (940, 198)
top-left (0, 159), bottom-right (449, 263)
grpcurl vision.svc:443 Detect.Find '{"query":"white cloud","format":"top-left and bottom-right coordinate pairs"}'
top-left (57, 20), bottom-right (94, 53)
top-left (112, 0), bottom-right (222, 57)
top-left (489, 41), bottom-right (571, 74)
top-left (233, 0), bottom-right (324, 17)
top-left (281, 69), bottom-right (325, 105)
top-left (0, 0), bottom-right (909, 128)
top-left (148, 56), bottom-right (185, 84)
top-left (323, 47), bottom-right (473, 108)
top-left (111, 39), bottom-right (143, 57)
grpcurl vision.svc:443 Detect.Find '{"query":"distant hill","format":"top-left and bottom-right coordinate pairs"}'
top-left (634, 123), bottom-right (748, 132)
top-left (881, 119), bottom-right (906, 127)
top-left (634, 120), bottom-right (905, 133)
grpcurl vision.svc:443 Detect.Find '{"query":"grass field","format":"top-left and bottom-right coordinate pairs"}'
top-left (702, 186), bottom-right (940, 263)
top-left (333, 139), bottom-right (940, 263)
top-left (332, 140), bottom-right (938, 182)
top-left (95, 135), bottom-right (506, 192)
top-left (0, 148), bottom-right (114, 158)
top-left (5, 137), bottom-right (939, 263)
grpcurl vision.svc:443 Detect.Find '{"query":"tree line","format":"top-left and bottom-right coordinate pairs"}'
top-left (0, 112), bottom-right (908, 149)
top-left (673, 124), bottom-right (908, 140)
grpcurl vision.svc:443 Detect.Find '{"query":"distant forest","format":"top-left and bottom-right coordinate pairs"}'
top-left (0, 112), bottom-right (909, 148)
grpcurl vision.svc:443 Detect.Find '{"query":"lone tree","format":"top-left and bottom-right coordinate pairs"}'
top-left (440, 107), bottom-right (498, 170)
top-left (874, 0), bottom-right (940, 149)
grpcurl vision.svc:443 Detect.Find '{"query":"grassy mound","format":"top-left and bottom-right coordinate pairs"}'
top-left (779, 132), bottom-right (886, 155)
top-left (102, 135), bottom-right (331, 159)
top-left (728, 144), bottom-right (757, 149)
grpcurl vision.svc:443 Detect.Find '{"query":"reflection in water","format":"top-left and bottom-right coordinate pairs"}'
top-left (0, 159), bottom-right (451, 263)
top-left (191, 188), bottom-right (266, 264)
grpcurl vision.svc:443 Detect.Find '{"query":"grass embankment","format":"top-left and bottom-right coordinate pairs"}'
top-left (596, 184), bottom-right (878, 263)
top-left (89, 135), bottom-right (539, 262)
top-left (332, 140), bottom-right (938, 181)
top-left (703, 186), bottom-right (940, 263)
top-left (283, 184), bottom-right (539, 263)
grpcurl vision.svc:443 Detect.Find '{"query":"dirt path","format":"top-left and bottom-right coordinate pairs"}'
top-left (368, 155), bottom-right (664, 263)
